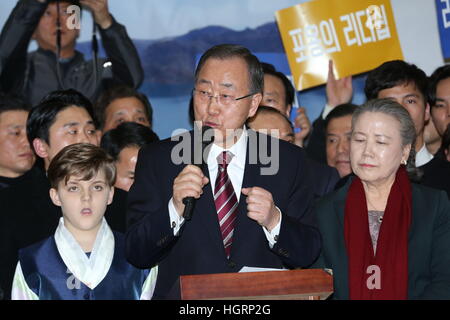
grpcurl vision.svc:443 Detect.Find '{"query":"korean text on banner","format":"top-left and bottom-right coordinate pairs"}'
top-left (276, 0), bottom-right (403, 91)
top-left (436, 0), bottom-right (450, 61)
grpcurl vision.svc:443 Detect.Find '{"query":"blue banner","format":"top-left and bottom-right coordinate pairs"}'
top-left (436, 0), bottom-right (450, 60)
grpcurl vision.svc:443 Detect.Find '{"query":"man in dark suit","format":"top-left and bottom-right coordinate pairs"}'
top-left (420, 66), bottom-right (450, 198)
top-left (125, 44), bottom-right (321, 299)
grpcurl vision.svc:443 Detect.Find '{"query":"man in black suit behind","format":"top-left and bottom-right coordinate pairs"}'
top-left (125, 44), bottom-right (321, 299)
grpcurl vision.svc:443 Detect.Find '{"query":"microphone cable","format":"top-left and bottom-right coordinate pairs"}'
top-left (55, 0), bottom-right (65, 90)
top-left (92, 18), bottom-right (99, 94)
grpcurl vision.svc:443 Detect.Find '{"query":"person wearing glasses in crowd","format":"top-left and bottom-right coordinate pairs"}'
top-left (125, 44), bottom-right (321, 299)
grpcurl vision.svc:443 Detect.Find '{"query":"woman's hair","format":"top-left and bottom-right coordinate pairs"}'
top-left (351, 98), bottom-right (422, 181)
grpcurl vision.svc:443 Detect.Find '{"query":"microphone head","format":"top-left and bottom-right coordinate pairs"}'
top-left (201, 125), bottom-right (215, 145)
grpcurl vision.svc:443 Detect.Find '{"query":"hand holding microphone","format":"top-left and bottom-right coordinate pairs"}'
top-left (172, 126), bottom-right (214, 220)
top-left (172, 165), bottom-right (209, 218)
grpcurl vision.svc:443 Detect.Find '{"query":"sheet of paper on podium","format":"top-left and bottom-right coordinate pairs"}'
top-left (239, 266), bottom-right (287, 273)
top-left (276, 0), bottom-right (403, 91)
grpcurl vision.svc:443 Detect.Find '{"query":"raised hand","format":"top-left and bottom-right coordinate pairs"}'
top-left (293, 107), bottom-right (311, 147)
top-left (80, 0), bottom-right (112, 29)
top-left (326, 60), bottom-right (353, 108)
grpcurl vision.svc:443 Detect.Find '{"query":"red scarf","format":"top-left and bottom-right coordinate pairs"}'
top-left (344, 166), bottom-right (411, 300)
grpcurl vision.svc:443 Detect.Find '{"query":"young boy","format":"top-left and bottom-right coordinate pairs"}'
top-left (11, 143), bottom-right (157, 300)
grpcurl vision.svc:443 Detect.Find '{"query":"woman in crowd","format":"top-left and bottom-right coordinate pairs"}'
top-left (313, 98), bottom-right (450, 300)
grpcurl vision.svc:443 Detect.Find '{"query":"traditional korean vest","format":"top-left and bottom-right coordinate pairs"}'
top-left (19, 232), bottom-right (149, 300)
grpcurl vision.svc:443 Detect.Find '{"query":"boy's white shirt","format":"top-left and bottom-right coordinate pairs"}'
top-left (11, 263), bottom-right (39, 300)
top-left (55, 217), bottom-right (114, 290)
top-left (11, 217), bottom-right (157, 300)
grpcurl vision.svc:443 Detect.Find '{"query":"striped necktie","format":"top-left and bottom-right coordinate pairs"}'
top-left (214, 151), bottom-right (238, 258)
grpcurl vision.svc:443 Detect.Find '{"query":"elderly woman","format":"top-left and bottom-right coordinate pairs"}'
top-left (313, 99), bottom-right (450, 300)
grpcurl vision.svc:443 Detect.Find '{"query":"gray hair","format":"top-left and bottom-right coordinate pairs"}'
top-left (351, 98), bottom-right (422, 181)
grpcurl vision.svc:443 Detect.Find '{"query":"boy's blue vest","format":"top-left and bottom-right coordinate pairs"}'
top-left (19, 232), bottom-right (149, 300)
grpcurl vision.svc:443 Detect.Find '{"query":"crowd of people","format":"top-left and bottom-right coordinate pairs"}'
top-left (0, 0), bottom-right (449, 300)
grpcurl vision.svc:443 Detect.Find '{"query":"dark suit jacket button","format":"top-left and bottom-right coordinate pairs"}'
top-left (228, 260), bottom-right (236, 268)
top-left (83, 293), bottom-right (90, 300)
top-left (278, 248), bottom-right (289, 258)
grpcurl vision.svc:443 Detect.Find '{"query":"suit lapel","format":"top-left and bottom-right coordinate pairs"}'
top-left (332, 182), bottom-right (350, 298)
top-left (407, 186), bottom-right (421, 265)
top-left (408, 187), bottom-right (420, 243)
top-left (333, 178), bottom-right (351, 231)
top-left (334, 199), bottom-right (345, 231)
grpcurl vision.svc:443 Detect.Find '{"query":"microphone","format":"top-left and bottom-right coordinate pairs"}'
top-left (182, 125), bottom-right (215, 221)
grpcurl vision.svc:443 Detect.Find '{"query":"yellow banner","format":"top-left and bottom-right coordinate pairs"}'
top-left (276, 0), bottom-right (403, 91)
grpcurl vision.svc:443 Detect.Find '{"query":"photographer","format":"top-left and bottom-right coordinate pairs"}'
top-left (0, 0), bottom-right (143, 105)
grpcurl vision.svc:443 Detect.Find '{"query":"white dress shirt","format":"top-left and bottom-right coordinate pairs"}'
top-left (168, 127), bottom-right (281, 248)
top-left (416, 143), bottom-right (434, 167)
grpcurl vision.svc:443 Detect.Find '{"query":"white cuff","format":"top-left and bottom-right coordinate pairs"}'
top-left (168, 198), bottom-right (185, 236)
top-left (262, 207), bottom-right (282, 249)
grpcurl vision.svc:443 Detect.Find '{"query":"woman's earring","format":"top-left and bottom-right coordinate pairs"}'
top-left (402, 159), bottom-right (407, 165)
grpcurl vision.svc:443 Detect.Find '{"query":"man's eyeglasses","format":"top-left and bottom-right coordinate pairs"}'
top-left (192, 88), bottom-right (256, 106)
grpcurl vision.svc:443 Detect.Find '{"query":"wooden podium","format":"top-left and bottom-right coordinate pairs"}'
top-left (178, 269), bottom-right (333, 300)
